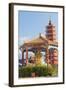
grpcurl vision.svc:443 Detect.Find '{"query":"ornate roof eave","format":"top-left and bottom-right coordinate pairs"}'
top-left (21, 42), bottom-right (48, 48)
top-left (20, 42), bottom-right (58, 50)
top-left (19, 35), bottom-right (58, 49)
top-left (49, 43), bottom-right (58, 47)
top-left (48, 41), bottom-right (58, 47)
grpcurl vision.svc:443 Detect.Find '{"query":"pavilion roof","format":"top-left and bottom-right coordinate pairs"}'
top-left (20, 35), bottom-right (58, 48)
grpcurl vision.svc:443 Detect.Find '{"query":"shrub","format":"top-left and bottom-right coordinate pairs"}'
top-left (19, 66), bottom-right (32, 77)
top-left (19, 64), bottom-right (58, 78)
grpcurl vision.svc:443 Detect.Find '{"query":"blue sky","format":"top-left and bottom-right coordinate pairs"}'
top-left (18, 11), bottom-right (58, 46)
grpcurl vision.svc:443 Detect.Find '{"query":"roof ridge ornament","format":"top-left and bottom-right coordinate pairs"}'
top-left (39, 33), bottom-right (42, 38)
top-left (49, 16), bottom-right (51, 25)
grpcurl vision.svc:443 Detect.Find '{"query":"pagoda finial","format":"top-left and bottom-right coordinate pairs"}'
top-left (49, 16), bottom-right (51, 25)
top-left (39, 33), bottom-right (41, 38)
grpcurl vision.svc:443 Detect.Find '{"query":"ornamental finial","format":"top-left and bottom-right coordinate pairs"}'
top-left (49, 16), bottom-right (51, 25)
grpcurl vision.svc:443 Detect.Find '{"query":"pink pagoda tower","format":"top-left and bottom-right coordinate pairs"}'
top-left (46, 19), bottom-right (56, 42)
top-left (46, 19), bottom-right (58, 65)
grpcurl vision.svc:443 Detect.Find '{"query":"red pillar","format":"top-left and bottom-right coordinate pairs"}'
top-left (46, 47), bottom-right (49, 74)
top-left (46, 47), bottom-right (49, 64)
top-left (26, 47), bottom-right (28, 65)
top-left (22, 49), bottom-right (24, 65)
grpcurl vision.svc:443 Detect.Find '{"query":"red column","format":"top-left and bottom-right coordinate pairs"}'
top-left (46, 47), bottom-right (49, 64)
top-left (22, 49), bottom-right (24, 65)
top-left (26, 47), bottom-right (28, 65)
top-left (46, 47), bottom-right (49, 74)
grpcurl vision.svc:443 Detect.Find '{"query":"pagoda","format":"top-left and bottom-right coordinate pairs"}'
top-left (46, 19), bottom-right (58, 65)
top-left (46, 19), bottom-right (56, 42)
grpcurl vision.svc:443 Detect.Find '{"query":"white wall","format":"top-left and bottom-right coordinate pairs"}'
top-left (0, 0), bottom-right (66, 90)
